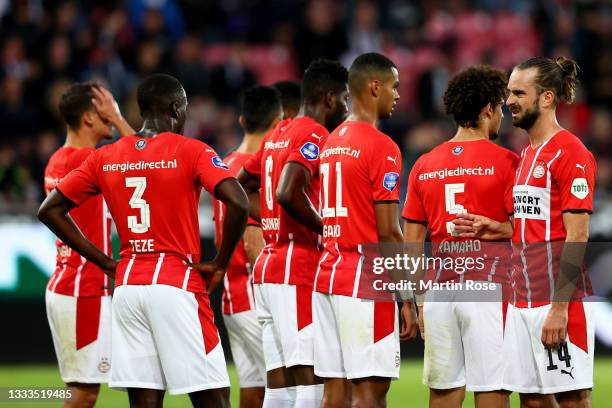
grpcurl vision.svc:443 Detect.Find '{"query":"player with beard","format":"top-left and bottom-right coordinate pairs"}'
top-left (238, 59), bottom-right (349, 408)
top-left (454, 57), bottom-right (596, 407)
top-left (402, 65), bottom-right (518, 408)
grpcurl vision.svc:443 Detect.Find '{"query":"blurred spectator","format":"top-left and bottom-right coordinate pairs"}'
top-left (294, 0), bottom-right (348, 73)
top-left (341, 0), bottom-right (382, 67)
top-left (173, 34), bottom-right (209, 97)
top-left (209, 42), bottom-right (256, 106)
top-left (128, 0), bottom-right (185, 41)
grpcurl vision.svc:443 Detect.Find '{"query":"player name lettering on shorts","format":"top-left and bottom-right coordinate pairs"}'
top-left (437, 239), bottom-right (481, 253)
top-left (102, 159), bottom-right (178, 173)
top-left (418, 165), bottom-right (494, 181)
top-left (513, 185), bottom-right (550, 220)
top-left (320, 146), bottom-right (361, 159)
top-left (264, 140), bottom-right (290, 150)
top-left (129, 239), bottom-right (154, 253)
top-left (261, 217), bottom-right (279, 231)
top-left (323, 224), bottom-right (341, 238)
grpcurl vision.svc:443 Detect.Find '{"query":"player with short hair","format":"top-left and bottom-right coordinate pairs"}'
top-left (38, 73), bottom-right (249, 408)
top-left (272, 81), bottom-right (301, 119)
top-left (213, 85), bottom-right (283, 408)
top-left (454, 57), bottom-right (596, 407)
top-left (238, 59), bottom-right (349, 408)
top-left (312, 52), bottom-right (417, 408)
top-left (44, 82), bottom-right (132, 408)
top-left (402, 65), bottom-right (518, 408)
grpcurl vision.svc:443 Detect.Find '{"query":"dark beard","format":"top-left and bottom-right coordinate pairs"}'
top-left (512, 101), bottom-right (540, 130)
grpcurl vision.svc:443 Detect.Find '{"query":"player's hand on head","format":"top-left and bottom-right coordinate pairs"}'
top-left (91, 85), bottom-right (121, 124)
top-left (187, 260), bottom-right (226, 294)
top-left (541, 306), bottom-right (568, 349)
top-left (399, 301), bottom-right (418, 341)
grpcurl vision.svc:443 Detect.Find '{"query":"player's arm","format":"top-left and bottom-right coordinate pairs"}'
top-left (452, 213), bottom-right (514, 240)
top-left (276, 162), bottom-right (322, 235)
top-left (91, 85), bottom-right (134, 136)
top-left (243, 225), bottom-right (265, 266)
top-left (38, 190), bottom-right (117, 276)
top-left (541, 212), bottom-right (590, 349)
top-left (403, 220), bottom-right (427, 340)
top-left (191, 178), bottom-right (249, 293)
top-left (237, 168), bottom-right (261, 222)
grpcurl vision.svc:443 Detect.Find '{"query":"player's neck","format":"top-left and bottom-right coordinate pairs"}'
top-left (300, 104), bottom-right (326, 128)
top-left (237, 132), bottom-right (266, 154)
top-left (64, 129), bottom-right (97, 148)
top-left (526, 111), bottom-right (563, 148)
top-left (347, 101), bottom-right (379, 127)
top-left (138, 118), bottom-right (176, 137)
top-left (451, 127), bottom-right (488, 142)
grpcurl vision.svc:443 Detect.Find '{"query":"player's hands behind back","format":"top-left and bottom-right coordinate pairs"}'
top-left (452, 213), bottom-right (513, 240)
top-left (187, 259), bottom-right (226, 294)
top-left (399, 301), bottom-right (418, 341)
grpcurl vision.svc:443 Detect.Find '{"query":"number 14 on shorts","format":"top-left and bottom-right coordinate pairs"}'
top-left (546, 344), bottom-right (574, 378)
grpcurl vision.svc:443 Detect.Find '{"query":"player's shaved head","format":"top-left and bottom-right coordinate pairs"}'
top-left (272, 81), bottom-right (301, 119)
top-left (348, 52), bottom-right (397, 94)
top-left (137, 74), bottom-right (186, 118)
top-left (301, 59), bottom-right (348, 105)
top-left (59, 82), bottom-right (96, 130)
top-left (240, 85), bottom-right (282, 133)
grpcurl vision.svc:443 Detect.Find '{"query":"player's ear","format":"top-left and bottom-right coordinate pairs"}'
top-left (82, 111), bottom-right (95, 127)
top-left (170, 101), bottom-right (180, 119)
top-left (370, 79), bottom-right (380, 98)
top-left (482, 103), bottom-right (493, 120)
top-left (238, 115), bottom-right (244, 128)
top-left (540, 89), bottom-right (555, 109)
top-left (325, 90), bottom-right (336, 110)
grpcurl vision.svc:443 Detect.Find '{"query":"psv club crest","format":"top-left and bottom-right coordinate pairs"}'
top-left (533, 160), bottom-right (547, 179)
top-left (135, 139), bottom-right (147, 150)
top-left (452, 145), bottom-right (463, 155)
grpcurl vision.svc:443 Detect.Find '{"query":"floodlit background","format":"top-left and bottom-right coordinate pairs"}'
top-left (0, 0), bottom-right (610, 406)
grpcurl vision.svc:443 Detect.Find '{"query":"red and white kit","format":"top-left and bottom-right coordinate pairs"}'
top-left (45, 146), bottom-right (112, 384)
top-left (313, 121), bottom-right (401, 380)
top-left (243, 116), bottom-right (327, 370)
top-left (505, 129), bottom-right (596, 393)
top-left (213, 151), bottom-right (265, 388)
top-left (58, 133), bottom-right (232, 394)
top-left (402, 139), bottom-right (518, 391)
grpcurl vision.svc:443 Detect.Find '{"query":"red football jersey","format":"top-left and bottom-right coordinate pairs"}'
top-left (402, 139), bottom-right (519, 284)
top-left (58, 133), bottom-right (233, 293)
top-left (44, 146), bottom-right (112, 297)
top-left (512, 129), bottom-right (595, 306)
top-left (243, 117), bottom-right (328, 287)
top-left (314, 121), bottom-right (402, 297)
top-left (213, 151), bottom-right (257, 314)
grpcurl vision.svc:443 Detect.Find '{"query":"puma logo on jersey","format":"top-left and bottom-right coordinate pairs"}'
top-left (387, 156), bottom-right (397, 165)
top-left (311, 133), bottom-right (324, 142)
top-left (561, 367), bottom-right (574, 379)
top-left (576, 163), bottom-right (586, 173)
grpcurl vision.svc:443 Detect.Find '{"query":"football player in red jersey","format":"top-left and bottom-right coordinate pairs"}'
top-left (213, 86), bottom-right (283, 408)
top-left (312, 52), bottom-right (416, 408)
top-left (44, 82), bottom-right (132, 408)
top-left (402, 66), bottom-right (517, 408)
top-left (238, 59), bottom-right (349, 408)
top-left (454, 57), bottom-right (596, 407)
top-left (272, 81), bottom-right (301, 119)
top-left (38, 74), bottom-right (249, 408)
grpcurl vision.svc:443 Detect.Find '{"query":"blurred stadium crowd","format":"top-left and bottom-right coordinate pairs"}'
top-left (0, 0), bottom-right (610, 236)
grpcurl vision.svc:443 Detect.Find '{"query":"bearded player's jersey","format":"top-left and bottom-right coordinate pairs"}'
top-left (213, 151), bottom-right (257, 314)
top-left (402, 139), bottom-right (519, 284)
top-left (512, 129), bottom-right (595, 306)
top-left (314, 121), bottom-right (402, 298)
top-left (58, 133), bottom-right (233, 293)
top-left (243, 117), bottom-right (328, 287)
top-left (45, 146), bottom-right (112, 297)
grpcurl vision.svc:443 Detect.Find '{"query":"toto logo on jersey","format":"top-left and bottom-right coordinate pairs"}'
top-left (212, 156), bottom-right (229, 170)
top-left (452, 146), bottom-right (463, 155)
top-left (383, 172), bottom-right (399, 191)
top-left (300, 142), bottom-right (319, 161)
top-left (135, 139), bottom-right (147, 150)
top-left (533, 160), bottom-right (547, 179)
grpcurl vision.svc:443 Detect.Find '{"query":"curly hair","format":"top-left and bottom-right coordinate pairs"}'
top-left (443, 65), bottom-right (508, 128)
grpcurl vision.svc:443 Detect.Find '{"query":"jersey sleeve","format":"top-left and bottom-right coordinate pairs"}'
top-left (243, 142), bottom-right (263, 177)
top-left (370, 136), bottom-right (402, 203)
top-left (193, 142), bottom-right (234, 196)
top-left (56, 151), bottom-right (101, 206)
top-left (286, 125), bottom-right (328, 176)
top-left (550, 144), bottom-right (596, 213)
top-left (402, 160), bottom-right (427, 223)
top-left (505, 152), bottom-right (520, 216)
